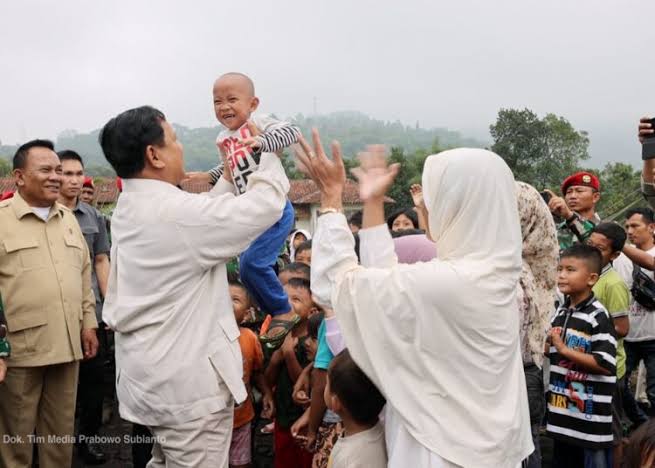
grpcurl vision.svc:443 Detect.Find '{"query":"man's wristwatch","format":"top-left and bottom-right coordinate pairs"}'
top-left (317, 207), bottom-right (343, 217)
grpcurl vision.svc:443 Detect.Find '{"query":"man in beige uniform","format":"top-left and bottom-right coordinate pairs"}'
top-left (0, 139), bottom-right (98, 468)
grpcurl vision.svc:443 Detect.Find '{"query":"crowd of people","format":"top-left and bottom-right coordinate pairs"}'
top-left (2, 70), bottom-right (655, 468)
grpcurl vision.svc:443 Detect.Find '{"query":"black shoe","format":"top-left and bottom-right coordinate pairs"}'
top-left (78, 441), bottom-right (107, 465)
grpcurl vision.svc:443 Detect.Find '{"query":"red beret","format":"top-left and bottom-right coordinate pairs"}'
top-left (0, 191), bottom-right (15, 201)
top-left (83, 176), bottom-right (94, 189)
top-left (116, 177), bottom-right (123, 193)
top-left (561, 172), bottom-right (600, 195)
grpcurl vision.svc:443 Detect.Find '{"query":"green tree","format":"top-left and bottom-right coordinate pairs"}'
top-left (386, 147), bottom-right (415, 209)
top-left (595, 162), bottom-right (642, 219)
top-left (0, 157), bottom-right (10, 177)
top-left (490, 108), bottom-right (590, 189)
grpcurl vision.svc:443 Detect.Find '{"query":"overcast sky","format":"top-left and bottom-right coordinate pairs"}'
top-left (1, 0), bottom-right (653, 166)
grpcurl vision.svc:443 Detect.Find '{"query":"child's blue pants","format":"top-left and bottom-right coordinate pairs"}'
top-left (239, 199), bottom-right (294, 316)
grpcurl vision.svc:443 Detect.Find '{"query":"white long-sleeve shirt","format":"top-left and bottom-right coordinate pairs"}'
top-left (311, 148), bottom-right (532, 468)
top-left (103, 153), bottom-right (289, 426)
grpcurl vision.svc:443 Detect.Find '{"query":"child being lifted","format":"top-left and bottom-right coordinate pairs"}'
top-left (191, 72), bottom-right (302, 345)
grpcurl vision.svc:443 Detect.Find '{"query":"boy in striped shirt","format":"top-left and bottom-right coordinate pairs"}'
top-left (198, 73), bottom-right (301, 340)
top-left (546, 244), bottom-right (617, 468)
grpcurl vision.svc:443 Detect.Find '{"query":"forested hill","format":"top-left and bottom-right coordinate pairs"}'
top-left (0, 111), bottom-right (484, 176)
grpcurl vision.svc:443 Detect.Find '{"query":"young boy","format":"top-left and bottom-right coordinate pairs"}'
top-left (324, 349), bottom-right (387, 468)
top-left (279, 262), bottom-right (311, 287)
top-left (546, 244), bottom-right (618, 468)
top-left (294, 240), bottom-right (312, 266)
top-left (265, 278), bottom-right (319, 468)
top-left (208, 72), bottom-right (301, 339)
top-left (229, 280), bottom-right (275, 468)
top-left (587, 223), bottom-right (631, 463)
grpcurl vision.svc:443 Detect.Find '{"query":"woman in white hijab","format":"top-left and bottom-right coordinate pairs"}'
top-left (295, 130), bottom-right (533, 468)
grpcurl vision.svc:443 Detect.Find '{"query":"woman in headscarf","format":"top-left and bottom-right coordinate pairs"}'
top-left (296, 130), bottom-right (533, 468)
top-left (515, 181), bottom-right (559, 468)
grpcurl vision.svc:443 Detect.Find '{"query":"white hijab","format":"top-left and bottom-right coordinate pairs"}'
top-left (331, 148), bottom-right (532, 467)
top-left (289, 229), bottom-right (311, 262)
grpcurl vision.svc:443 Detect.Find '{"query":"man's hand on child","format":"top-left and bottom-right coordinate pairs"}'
top-left (182, 172), bottom-right (212, 185)
top-left (240, 136), bottom-right (263, 151)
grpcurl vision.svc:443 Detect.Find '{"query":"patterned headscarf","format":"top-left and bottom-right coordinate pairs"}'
top-left (515, 182), bottom-right (559, 367)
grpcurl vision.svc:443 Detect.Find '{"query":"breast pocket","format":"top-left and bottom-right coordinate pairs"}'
top-left (63, 235), bottom-right (85, 269)
top-left (6, 307), bottom-right (49, 356)
top-left (3, 237), bottom-right (44, 271)
top-left (81, 225), bottom-right (98, 256)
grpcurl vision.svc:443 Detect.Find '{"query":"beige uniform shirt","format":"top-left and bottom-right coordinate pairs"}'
top-left (0, 192), bottom-right (97, 367)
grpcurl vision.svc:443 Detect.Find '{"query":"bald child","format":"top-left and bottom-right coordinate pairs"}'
top-left (207, 73), bottom-right (300, 192)
top-left (208, 72), bottom-right (300, 340)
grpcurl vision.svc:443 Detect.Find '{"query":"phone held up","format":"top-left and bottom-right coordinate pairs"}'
top-left (540, 191), bottom-right (552, 204)
top-left (642, 117), bottom-right (655, 160)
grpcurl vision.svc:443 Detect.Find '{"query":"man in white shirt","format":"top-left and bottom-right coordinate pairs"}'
top-left (615, 207), bottom-right (655, 422)
top-left (99, 106), bottom-right (290, 467)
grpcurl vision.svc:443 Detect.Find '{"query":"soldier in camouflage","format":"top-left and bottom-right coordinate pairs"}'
top-left (545, 171), bottom-right (601, 251)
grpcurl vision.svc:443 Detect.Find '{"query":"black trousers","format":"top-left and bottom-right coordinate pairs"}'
top-left (77, 325), bottom-right (108, 439)
top-left (132, 424), bottom-right (154, 468)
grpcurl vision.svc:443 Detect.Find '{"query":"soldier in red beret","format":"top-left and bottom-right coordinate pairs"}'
top-left (0, 191), bottom-right (14, 201)
top-left (544, 171), bottom-right (601, 250)
top-left (80, 177), bottom-right (95, 204)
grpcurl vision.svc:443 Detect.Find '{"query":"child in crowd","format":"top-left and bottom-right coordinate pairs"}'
top-left (259, 263), bottom-right (312, 351)
top-left (279, 262), bottom-right (311, 286)
top-left (546, 244), bottom-right (617, 468)
top-left (325, 349), bottom-right (387, 468)
top-left (266, 278), bottom-right (319, 468)
top-left (291, 309), bottom-right (344, 468)
top-left (295, 240), bottom-right (312, 266)
top-left (587, 223), bottom-right (631, 464)
top-left (229, 280), bottom-right (275, 468)
top-left (289, 229), bottom-right (311, 263)
top-left (204, 72), bottom-right (302, 342)
top-left (304, 312), bottom-right (323, 363)
top-left (622, 419), bottom-right (655, 467)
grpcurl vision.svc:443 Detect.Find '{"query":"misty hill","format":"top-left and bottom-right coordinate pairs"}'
top-left (0, 111), bottom-right (484, 176)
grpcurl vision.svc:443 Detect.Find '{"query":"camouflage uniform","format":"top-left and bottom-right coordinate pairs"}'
top-left (556, 212), bottom-right (601, 251)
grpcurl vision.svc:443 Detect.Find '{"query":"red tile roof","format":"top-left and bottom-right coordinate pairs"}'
top-left (0, 177), bottom-right (393, 205)
top-left (0, 178), bottom-right (16, 194)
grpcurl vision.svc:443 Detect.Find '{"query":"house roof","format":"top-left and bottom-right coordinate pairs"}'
top-left (0, 177), bottom-right (393, 205)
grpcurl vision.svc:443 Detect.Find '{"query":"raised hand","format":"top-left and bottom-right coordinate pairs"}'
top-left (544, 189), bottom-right (573, 219)
top-left (350, 145), bottom-right (400, 202)
top-left (410, 184), bottom-right (425, 209)
top-left (294, 128), bottom-right (346, 205)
